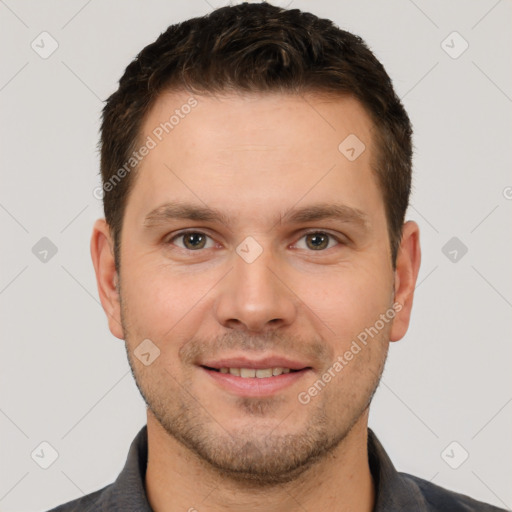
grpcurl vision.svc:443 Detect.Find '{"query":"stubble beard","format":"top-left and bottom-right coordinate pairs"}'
top-left (119, 292), bottom-right (389, 487)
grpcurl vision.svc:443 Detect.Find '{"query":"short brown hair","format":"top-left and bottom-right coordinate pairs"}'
top-left (100, 2), bottom-right (413, 271)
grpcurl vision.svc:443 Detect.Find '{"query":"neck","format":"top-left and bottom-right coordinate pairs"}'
top-left (145, 410), bottom-right (375, 512)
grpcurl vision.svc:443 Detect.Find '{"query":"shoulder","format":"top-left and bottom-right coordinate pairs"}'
top-left (44, 424), bottom-right (151, 511)
top-left (43, 484), bottom-right (110, 512)
top-left (400, 472), bottom-right (508, 512)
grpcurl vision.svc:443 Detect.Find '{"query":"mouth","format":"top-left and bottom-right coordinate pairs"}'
top-left (201, 365), bottom-right (306, 378)
top-left (199, 358), bottom-right (313, 397)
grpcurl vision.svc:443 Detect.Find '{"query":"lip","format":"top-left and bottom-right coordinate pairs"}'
top-left (199, 356), bottom-right (313, 397)
top-left (202, 367), bottom-right (312, 397)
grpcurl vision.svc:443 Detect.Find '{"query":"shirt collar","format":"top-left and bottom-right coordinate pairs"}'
top-left (367, 428), bottom-right (429, 510)
top-left (101, 424), bottom-right (153, 511)
top-left (100, 424), bottom-right (429, 511)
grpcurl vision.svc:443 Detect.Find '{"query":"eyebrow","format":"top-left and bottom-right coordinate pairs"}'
top-left (142, 201), bottom-right (369, 231)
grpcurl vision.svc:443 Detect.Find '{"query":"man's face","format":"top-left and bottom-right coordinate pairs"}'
top-left (107, 91), bottom-right (403, 483)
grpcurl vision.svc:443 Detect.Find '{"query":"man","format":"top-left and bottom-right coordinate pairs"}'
top-left (48, 2), bottom-right (505, 511)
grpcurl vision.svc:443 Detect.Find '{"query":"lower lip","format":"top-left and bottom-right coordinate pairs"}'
top-left (201, 367), bottom-right (311, 397)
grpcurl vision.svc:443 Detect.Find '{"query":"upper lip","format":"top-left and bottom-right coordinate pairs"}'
top-left (199, 355), bottom-right (311, 371)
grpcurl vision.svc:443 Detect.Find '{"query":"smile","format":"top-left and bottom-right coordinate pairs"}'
top-left (200, 365), bottom-right (312, 397)
top-left (203, 366), bottom-right (300, 378)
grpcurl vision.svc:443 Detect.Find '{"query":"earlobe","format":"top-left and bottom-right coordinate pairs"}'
top-left (90, 218), bottom-right (125, 340)
top-left (390, 221), bottom-right (421, 342)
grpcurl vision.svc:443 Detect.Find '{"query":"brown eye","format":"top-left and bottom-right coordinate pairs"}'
top-left (295, 231), bottom-right (341, 251)
top-left (305, 233), bottom-right (329, 250)
top-left (169, 231), bottom-right (214, 250)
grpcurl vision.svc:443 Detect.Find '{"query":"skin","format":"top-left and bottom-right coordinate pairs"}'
top-left (91, 90), bottom-right (421, 512)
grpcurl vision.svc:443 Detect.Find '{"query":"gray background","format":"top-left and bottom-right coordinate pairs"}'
top-left (1, 0), bottom-right (511, 510)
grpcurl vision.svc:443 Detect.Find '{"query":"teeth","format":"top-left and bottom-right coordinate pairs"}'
top-left (217, 367), bottom-right (294, 378)
top-left (255, 368), bottom-right (273, 378)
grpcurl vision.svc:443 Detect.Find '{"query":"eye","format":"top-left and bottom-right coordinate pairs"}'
top-left (166, 230), bottom-right (344, 252)
top-left (167, 231), bottom-right (216, 251)
top-left (294, 231), bottom-right (342, 251)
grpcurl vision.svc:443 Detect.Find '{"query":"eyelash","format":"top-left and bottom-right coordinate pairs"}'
top-left (165, 229), bottom-right (346, 252)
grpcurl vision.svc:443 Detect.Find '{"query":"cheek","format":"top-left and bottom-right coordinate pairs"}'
top-left (121, 261), bottom-right (217, 341)
top-left (121, 271), bottom-right (200, 379)
top-left (293, 259), bottom-right (393, 341)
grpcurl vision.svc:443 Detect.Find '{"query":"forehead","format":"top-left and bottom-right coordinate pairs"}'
top-left (124, 90), bottom-right (383, 229)
top-left (144, 89), bottom-right (375, 157)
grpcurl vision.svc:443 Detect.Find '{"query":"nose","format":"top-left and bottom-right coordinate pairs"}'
top-left (213, 242), bottom-right (297, 333)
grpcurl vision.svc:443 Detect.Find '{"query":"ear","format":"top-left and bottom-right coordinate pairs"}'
top-left (90, 218), bottom-right (124, 340)
top-left (390, 220), bottom-right (421, 342)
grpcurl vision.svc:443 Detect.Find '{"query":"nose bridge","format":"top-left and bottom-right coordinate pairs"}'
top-left (213, 236), bottom-right (296, 332)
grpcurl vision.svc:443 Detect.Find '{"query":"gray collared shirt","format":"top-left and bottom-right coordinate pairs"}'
top-left (46, 425), bottom-right (506, 511)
